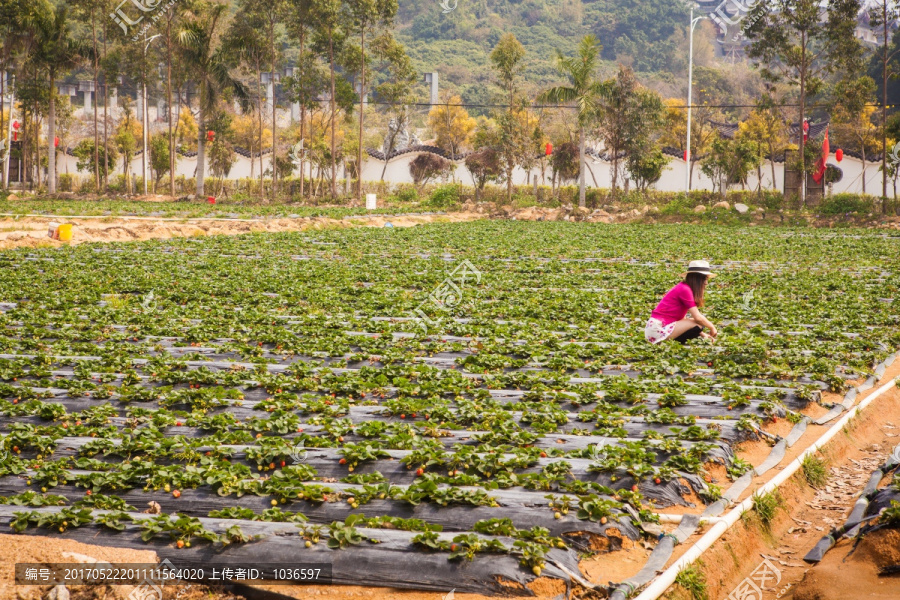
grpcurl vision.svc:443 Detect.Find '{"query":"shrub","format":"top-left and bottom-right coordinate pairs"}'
top-left (660, 195), bottom-right (696, 215)
top-left (57, 173), bottom-right (76, 192)
top-left (391, 187), bottom-right (419, 203)
top-left (409, 153), bottom-right (451, 189)
top-left (819, 193), bottom-right (875, 215)
top-left (426, 184), bottom-right (462, 208)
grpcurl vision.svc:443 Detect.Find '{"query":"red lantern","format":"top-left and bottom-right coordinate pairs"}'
top-left (12, 121), bottom-right (19, 131)
top-left (206, 130), bottom-right (215, 142)
top-left (207, 196), bottom-right (216, 204)
top-left (835, 148), bottom-right (843, 162)
top-left (54, 137), bottom-right (59, 148)
top-left (683, 150), bottom-right (688, 161)
top-left (545, 142), bottom-right (552, 156)
top-left (12, 132), bottom-right (16, 141)
top-left (802, 120), bottom-right (809, 141)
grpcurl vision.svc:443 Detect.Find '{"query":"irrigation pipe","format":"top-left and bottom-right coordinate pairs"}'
top-left (632, 376), bottom-right (898, 600)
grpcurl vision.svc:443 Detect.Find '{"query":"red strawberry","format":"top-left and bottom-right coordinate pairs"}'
top-left (339, 458), bottom-right (347, 465)
top-left (416, 468), bottom-right (425, 476)
top-left (631, 485), bottom-right (638, 492)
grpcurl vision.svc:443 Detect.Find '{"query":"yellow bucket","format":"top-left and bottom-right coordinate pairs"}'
top-left (57, 224), bottom-right (73, 242)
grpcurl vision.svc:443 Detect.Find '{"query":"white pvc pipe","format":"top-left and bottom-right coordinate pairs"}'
top-left (634, 377), bottom-right (898, 600)
top-left (654, 514), bottom-right (727, 525)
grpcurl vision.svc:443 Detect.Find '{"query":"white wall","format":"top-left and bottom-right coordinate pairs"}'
top-left (52, 148), bottom-right (883, 196)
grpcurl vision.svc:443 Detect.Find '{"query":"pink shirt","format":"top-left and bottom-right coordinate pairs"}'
top-left (651, 282), bottom-right (696, 326)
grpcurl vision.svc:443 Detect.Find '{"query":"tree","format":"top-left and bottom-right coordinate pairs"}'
top-left (538, 35), bottom-right (604, 208)
top-left (409, 153), bottom-right (451, 190)
top-left (744, 0), bottom-right (864, 205)
top-left (700, 135), bottom-right (762, 198)
top-left (868, 0), bottom-right (900, 205)
top-left (176, 107), bottom-right (199, 150)
top-left (115, 99), bottom-right (140, 193)
top-left (223, 3), bottom-right (270, 195)
top-left (346, 0), bottom-right (397, 200)
top-left (549, 141), bottom-right (580, 188)
top-left (19, 0), bottom-right (86, 194)
top-left (149, 133), bottom-right (171, 192)
top-left (627, 145), bottom-right (669, 192)
top-left (490, 33), bottom-right (526, 202)
top-left (285, 0), bottom-right (316, 198)
top-left (177, 1), bottom-right (250, 196)
top-left (428, 94), bottom-right (476, 157)
top-left (490, 33), bottom-right (525, 109)
top-left (260, 0), bottom-right (287, 197)
top-left (596, 66), bottom-right (664, 194)
top-left (159, 0), bottom-right (183, 196)
top-left (464, 148), bottom-right (501, 200)
top-left (831, 76), bottom-right (880, 194)
top-left (371, 31), bottom-right (417, 181)
top-left (72, 139), bottom-right (118, 180)
top-left (738, 95), bottom-right (789, 190)
top-left (660, 97), bottom-right (721, 190)
top-left (72, 0), bottom-right (103, 190)
top-left (208, 138), bottom-right (236, 196)
top-left (495, 106), bottom-right (537, 202)
top-left (310, 0), bottom-right (343, 197)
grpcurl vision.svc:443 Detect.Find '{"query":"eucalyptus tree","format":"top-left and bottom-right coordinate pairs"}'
top-left (868, 0), bottom-right (900, 206)
top-left (285, 0), bottom-right (315, 197)
top-left (310, 0), bottom-right (342, 197)
top-left (72, 0), bottom-right (104, 189)
top-left (223, 4), bottom-right (270, 192)
top-left (345, 0), bottom-right (397, 199)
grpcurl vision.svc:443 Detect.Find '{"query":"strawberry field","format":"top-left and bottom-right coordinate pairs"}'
top-left (0, 222), bottom-right (898, 595)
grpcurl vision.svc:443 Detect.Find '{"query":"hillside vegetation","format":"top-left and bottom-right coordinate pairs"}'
top-left (393, 0), bottom-right (695, 102)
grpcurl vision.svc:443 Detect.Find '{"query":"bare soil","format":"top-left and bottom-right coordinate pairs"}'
top-left (0, 212), bottom-right (482, 250)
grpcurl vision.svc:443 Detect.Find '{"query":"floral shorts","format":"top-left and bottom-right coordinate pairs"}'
top-left (645, 317), bottom-right (676, 344)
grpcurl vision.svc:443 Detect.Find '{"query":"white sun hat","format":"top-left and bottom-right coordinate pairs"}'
top-left (681, 260), bottom-right (716, 278)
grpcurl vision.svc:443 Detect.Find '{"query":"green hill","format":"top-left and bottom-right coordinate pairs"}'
top-left (394, 0), bottom-right (693, 103)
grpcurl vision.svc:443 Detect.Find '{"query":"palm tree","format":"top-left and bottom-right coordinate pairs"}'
top-left (20, 0), bottom-right (86, 194)
top-left (538, 34), bottom-right (603, 209)
top-left (178, 2), bottom-right (250, 196)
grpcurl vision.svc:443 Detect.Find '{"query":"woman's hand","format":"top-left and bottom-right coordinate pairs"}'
top-left (708, 325), bottom-right (718, 338)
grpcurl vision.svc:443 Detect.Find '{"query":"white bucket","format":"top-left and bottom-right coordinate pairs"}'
top-left (47, 222), bottom-right (60, 238)
top-left (365, 194), bottom-right (377, 210)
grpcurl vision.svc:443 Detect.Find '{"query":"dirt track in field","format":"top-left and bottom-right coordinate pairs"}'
top-left (661, 361), bottom-right (900, 600)
top-left (0, 212), bottom-right (483, 250)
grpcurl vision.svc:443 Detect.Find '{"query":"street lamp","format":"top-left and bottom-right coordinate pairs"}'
top-left (142, 34), bottom-right (162, 195)
top-left (685, 7), bottom-right (705, 193)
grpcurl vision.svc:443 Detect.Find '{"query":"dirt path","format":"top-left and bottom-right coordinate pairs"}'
top-left (661, 361), bottom-right (900, 600)
top-left (0, 212), bottom-right (483, 250)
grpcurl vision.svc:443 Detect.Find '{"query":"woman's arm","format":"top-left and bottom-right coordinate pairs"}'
top-left (687, 306), bottom-right (717, 337)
